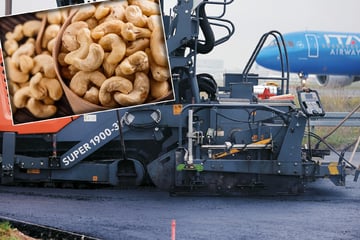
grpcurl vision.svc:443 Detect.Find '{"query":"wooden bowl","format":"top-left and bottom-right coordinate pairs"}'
top-left (53, 9), bottom-right (109, 115)
top-left (53, 3), bottom-right (174, 115)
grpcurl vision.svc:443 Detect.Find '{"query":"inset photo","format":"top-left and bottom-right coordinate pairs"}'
top-left (0, 0), bottom-right (173, 124)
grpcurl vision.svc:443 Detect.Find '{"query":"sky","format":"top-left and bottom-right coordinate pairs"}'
top-left (164, 0), bottom-right (360, 71)
top-left (1, 0), bottom-right (360, 71)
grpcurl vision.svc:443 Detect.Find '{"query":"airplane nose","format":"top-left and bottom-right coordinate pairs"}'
top-left (256, 47), bottom-right (280, 70)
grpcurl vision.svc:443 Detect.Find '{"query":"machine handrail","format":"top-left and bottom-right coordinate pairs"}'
top-left (198, 0), bottom-right (235, 47)
top-left (165, 0), bottom-right (235, 103)
top-left (242, 30), bottom-right (290, 95)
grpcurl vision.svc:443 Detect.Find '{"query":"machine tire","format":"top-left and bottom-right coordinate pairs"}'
top-left (197, 73), bottom-right (218, 100)
top-left (117, 154), bottom-right (147, 186)
top-left (179, 73), bottom-right (218, 101)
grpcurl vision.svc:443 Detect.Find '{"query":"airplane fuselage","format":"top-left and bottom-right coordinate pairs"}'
top-left (256, 31), bottom-right (360, 76)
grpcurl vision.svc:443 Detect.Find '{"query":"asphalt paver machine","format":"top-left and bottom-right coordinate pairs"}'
top-left (0, 0), bottom-right (358, 195)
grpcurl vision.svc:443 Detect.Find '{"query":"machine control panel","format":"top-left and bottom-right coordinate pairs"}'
top-left (297, 89), bottom-right (325, 117)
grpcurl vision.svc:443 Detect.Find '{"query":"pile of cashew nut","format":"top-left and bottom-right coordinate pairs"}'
top-left (3, 10), bottom-right (67, 118)
top-left (3, 0), bottom-right (171, 120)
top-left (57, 0), bottom-right (171, 108)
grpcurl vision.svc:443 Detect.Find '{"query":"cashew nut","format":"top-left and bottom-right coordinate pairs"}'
top-left (42, 24), bottom-right (60, 49)
top-left (150, 27), bottom-right (168, 67)
top-left (26, 97), bottom-right (57, 119)
top-left (4, 39), bottom-right (19, 56)
top-left (145, 48), bottom-right (170, 82)
top-left (102, 53), bottom-right (117, 77)
top-left (13, 86), bottom-right (32, 108)
top-left (60, 8), bottom-right (70, 24)
top-left (71, 4), bottom-right (96, 23)
top-left (116, 50), bottom-right (149, 76)
top-left (5, 24), bottom-right (24, 41)
top-left (46, 9), bottom-right (63, 25)
top-left (41, 96), bottom-right (56, 105)
top-left (64, 28), bottom-right (93, 65)
top-left (114, 72), bottom-right (150, 106)
top-left (147, 14), bottom-right (162, 31)
top-left (150, 78), bottom-right (170, 99)
top-left (86, 17), bottom-right (99, 30)
top-left (101, 2), bottom-right (127, 22)
top-left (18, 55), bottom-right (34, 74)
top-left (125, 5), bottom-right (147, 28)
top-left (83, 86), bottom-right (100, 105)
top-left (47, 38), bottom-right (57, 53)
top-left (62, 21), bottom-right (89, 51)
top-left (69, 70), bottom-right (106, 97)
top-left (99, 33), bottom-right (126, 64)
top-left (12, 83), bottom-right (57, 119)
top-left (31, 54), bottom-right (57, 78)
top-left (29, 72), bottom-right (63, 101)
top-left (4, 57), bottom-right (29, 83)
top-left (11, 41), bottom-right (35, 65)
top-left (94, 2), bottom-right (112, 20)
top-left (23, 20), bottom-right (43, 37)
top-left (121, 22), bottom-right (151, 41)
top-left (35, 11), bottom-right (47, 20)
top-left (71, 43), bottom-right (105, 72)
top-left (125, 38), bottom-right (149, 56)
top-left (91, 19), bottom-right (124, 40)
top-left (128, 0), bottom-right (160, 17)
top-left (99, 76), bottom-right (133, 107)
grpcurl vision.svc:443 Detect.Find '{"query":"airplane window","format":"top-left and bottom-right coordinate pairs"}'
top-left (287, 41), bottom-right (294, 47)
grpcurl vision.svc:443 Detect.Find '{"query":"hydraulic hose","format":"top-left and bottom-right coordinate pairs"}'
top-left (188, 1), bottom-right (215, 54)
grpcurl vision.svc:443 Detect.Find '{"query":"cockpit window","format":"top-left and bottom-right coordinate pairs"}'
top-left (267, 40), bottom-right (294, 47)
top-left (267, 40), bottom-right (277, 47)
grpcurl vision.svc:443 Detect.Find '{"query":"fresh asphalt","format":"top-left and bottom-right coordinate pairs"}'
top-left (0, 153), bottom-right (359, 240)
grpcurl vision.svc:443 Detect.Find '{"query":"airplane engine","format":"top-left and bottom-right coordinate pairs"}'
top-left (316, 75), bottom-right (354, 88)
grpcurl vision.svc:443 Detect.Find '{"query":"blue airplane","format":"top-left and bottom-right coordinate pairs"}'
top-left (256, 31), bottom-right (360, 87)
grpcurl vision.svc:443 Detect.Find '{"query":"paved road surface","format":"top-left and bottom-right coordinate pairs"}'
top-left (0, 154), bottom-right (359, 240)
